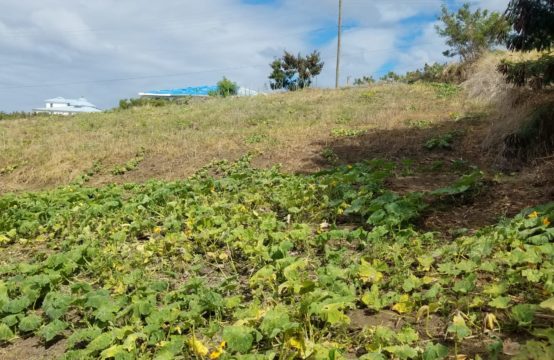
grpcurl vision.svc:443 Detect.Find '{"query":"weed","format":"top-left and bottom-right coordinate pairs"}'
top-left (244, 134), bottom-right (269, 144)
top-left (425, 132), bottom-right (458, 150)
top-left (407, 119), bottom-right (432, 129)
top-left (0, 164), bottom-right (18, 176)
top-left (321, 147), bottom-right (339, 164)
top-left (331, 128), bottom-right (367, 138)
top-left (430, 82), bottom-right (460, 99)
top-left (360, 90), bottom-right (378, 100)
top-left (112, 148), bottom-right (145, 175)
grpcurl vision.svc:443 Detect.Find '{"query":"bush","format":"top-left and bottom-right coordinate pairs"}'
top-left (498, 53), bottom-right (554, 89)
top-left (210, 77), bottom-right (238, 97)
top-left (117, 97), bottom-right (189, 110)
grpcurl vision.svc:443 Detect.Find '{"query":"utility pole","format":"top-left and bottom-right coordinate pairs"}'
top-left (335, 0), bottom-right (343, 89)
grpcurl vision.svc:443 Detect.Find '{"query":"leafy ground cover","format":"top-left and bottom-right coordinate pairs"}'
top-left (1, 156), bottom-right (553, 359)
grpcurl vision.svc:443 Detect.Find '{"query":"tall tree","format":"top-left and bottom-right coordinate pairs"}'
top-left (269, 51), bottom-right (324, 91)
top-left (504, 0), bottom-right (554, 51)
top-left (498, 0), bottom-right (554, 88)
top-left (435, 3), bottom-right (509, 62)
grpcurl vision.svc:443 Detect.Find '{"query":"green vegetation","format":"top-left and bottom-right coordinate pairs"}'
top-left (118, 97), bottom-right (190, 110)
top-left (269, 51), bottom-right (324, 91)
top-left (353, 76), bottom-right (375, 86)
top-left (504, 0), bottom-right (554, 53)
top-left (424, 132), bottom-right (458, 150)
top-left (0, 157), bottom-right (552, 359)
top-left (331, 128), bottom-right (367, 138)
top-left (499, 0), bottom-right (554, 88)
top-left (211, 77), bottom-right (239, 98)
top-left (436, 3), bottom-right (509, 62)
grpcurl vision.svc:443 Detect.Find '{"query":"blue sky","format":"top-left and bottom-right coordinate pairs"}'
top-left (0, 0), bottom-right (509, 111)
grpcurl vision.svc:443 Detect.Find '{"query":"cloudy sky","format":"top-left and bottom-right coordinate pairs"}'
top-left (0, 0), bottom-right (509, 111)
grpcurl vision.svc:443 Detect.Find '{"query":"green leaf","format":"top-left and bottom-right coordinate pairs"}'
top-left (361, 285), bottom-right (384, 311)
top-left (2, 296), bottom-right (32, 314)
top-left (396, 327), bottom-right (419, 345)
top-left (43, 292), bottom-right (73, 320)
top-left (540, 297), bottom-right (554, 311)
top-left (0, 323), bottom-right (15, 342)
top-left (94, 303), bottom-right (120, 323)
top-left (223, 326), bottom-right (254, 354)
top-left (38, 319), bottom-right (68, 342)
top-left (511, 304), bottom-right (537, 326)
top-left (447, 315), bottom-right (471, 340)
top-left (423, 343), bottom-right (449, 360)
top-left (86, 331), bottom-right (115, 354)
top-left (384, 345), bottom-right (419, 359)
top-left (67, 327), bottom-right (103, 349)
top-left (489, 296), bottom-right (511, 309)
top-left (260, 307), bottom-right (295, 338)
top-left (18, 314), bottom-right (43, 332)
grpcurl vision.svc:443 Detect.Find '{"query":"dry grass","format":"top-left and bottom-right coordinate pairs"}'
top-left (0, 83), bottom-right (483, 193)
top-left (462, 52), bottom-right (554, 167)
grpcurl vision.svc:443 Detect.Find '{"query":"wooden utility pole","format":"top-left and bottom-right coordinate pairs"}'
top-left (335, 0), bottom-right (343, 89)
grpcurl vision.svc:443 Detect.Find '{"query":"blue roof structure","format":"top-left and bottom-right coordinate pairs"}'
top-left (139, 86), bottom-right (218, 97)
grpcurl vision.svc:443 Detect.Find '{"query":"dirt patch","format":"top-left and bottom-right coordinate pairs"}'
top-left (348, 309), bottom-right (405, 330)
top-left (0, 337), bottom-right (66, 360)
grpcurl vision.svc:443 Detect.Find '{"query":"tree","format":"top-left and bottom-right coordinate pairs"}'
top-left (212, 77), bottom-right (238, 97)
top-left (269, 51), bottom-right (324, 91)
top-left (504, 0), bottom-right (554, 51)
top-left (353, 76), bottom-right (375, 86)
top-left (380, 71), bottom-right (403, 82)
top-left (435, 3), bottom-right (509, 62)
top-left (498, 0), bottom-right (554, 88)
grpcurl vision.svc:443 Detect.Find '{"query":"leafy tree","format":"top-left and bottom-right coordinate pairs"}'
top-left (504, 0), bottom-right (554, 52)
top-left (380, 71), bottom-right (403, 82)
top-left (498, 1), bottom-right (554, 88)
top-left (213, 77), bottom-right (238, 97)
top-left (353, 76), bottom-right (375, 86)
top-left (269, 51), bottom-right (324, 91)
top-left (435, 3), bottom-right (509, 62)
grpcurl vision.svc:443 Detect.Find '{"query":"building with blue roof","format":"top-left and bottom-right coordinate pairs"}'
top-left (139, 85), bottom-right (259, 98)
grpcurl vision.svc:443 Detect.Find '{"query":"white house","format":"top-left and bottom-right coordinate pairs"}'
top-left (34, 97), bottom-right (102, 115)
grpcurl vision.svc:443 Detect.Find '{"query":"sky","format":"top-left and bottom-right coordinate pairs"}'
top-left (0, 0), bottom-right (510, 112)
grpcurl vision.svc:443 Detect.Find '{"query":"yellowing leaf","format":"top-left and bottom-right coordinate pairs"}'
top-left (358, 259), bottom-right (383, 283)
top-left (392, 294), bottom-right (413, 314)
top-left (288, 337), bottom-right (304, 351)
top-left (189, 336), bottom-right (209, 356)
top-left (544, 217), bottom-right (551, 227)
top-left (484, 313), bottom-right (499, 330)
top-left (209, 341), bottom-right (226, 359)
top-left (529, 211), bottom-right (539, 219)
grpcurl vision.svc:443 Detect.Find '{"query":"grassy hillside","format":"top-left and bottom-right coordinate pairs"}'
top-left (0, 83), bottom-right (473, 193)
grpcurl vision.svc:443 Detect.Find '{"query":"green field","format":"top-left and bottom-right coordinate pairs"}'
top-left (0, 152), bottom-right (553, 359)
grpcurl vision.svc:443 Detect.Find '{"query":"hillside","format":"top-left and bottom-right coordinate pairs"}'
top-left (1, 67), bottom-right (554, 359)
top-left (1, 83), bottom-right (471, 193)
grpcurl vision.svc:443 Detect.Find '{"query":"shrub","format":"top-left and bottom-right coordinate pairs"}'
top-left (117, 97), bottom-right (189, 110)
top-left (210, 77), bottom-right (238, 97)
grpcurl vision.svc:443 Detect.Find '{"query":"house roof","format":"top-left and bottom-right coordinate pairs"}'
top-left (34, 106), bottom-right (102, 113)
top-left (139, 86), bottom-right (218, 97)
top-left (140, 86), bottom-right (260, 97)
top-left (45, 97), bottom-right (97, 108)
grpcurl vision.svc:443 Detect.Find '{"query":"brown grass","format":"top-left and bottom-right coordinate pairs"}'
top-left (462, 52), bottom-right (554, 168)
top-left (0, 83), bottom-right (480, 193)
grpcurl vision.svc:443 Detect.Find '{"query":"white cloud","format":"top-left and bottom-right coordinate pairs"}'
top-left (0, 0), bottom-right (511, 111)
